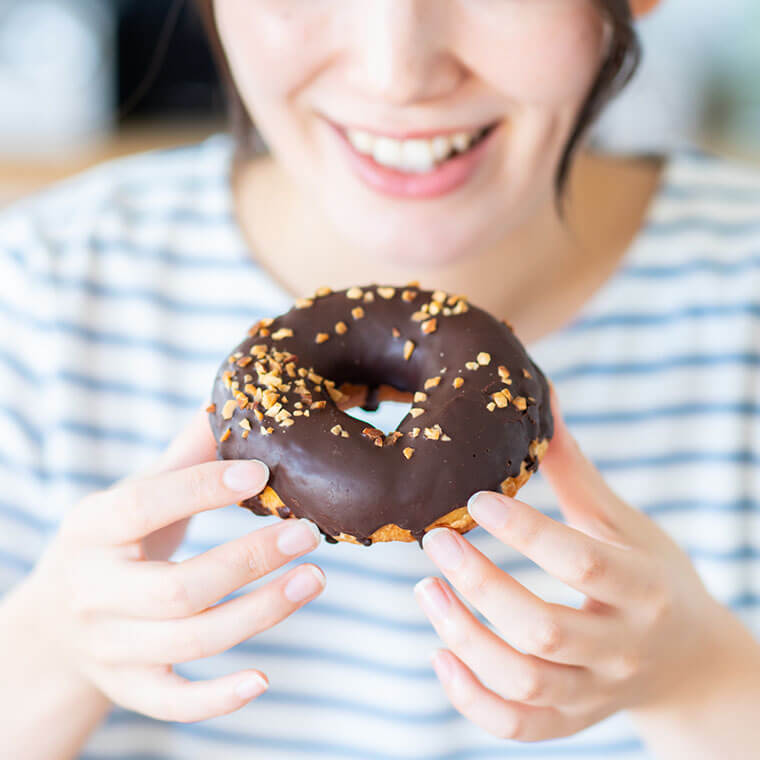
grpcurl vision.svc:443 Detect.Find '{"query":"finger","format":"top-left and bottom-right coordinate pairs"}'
top-left (99, 665), bottom-right (268, 723)
top-left (431, 650), bottom-right (581, 742)
top-left (422, 528), bottom-right (623, 665)
top-left (541, 388), bottom-right (642, 539)
top-left (467, 491), bottom-right (648, 605)
top-left (79, 459), bottom-right (270, 544)
top-left (85, 519), bottom-right (321, 618)
top-left (415, 577), bottom-right (594, 708)
top-left (86, 564), bottom-right (325, 665)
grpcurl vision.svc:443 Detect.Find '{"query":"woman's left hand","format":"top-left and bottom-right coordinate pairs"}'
top-left (415, 392), bottom-right (736, 742)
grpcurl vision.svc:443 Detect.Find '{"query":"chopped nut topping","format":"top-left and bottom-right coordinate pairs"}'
top-left (385, 432), bottom-right (404, 446)
top-left (295, 298), bottom-right (314, 309)
top-left (409, 427), bottom-right (421, 438)
top-left (315, 286), bottom-right (332, 297)
top-left (421, 318), bottom-right (438, 335)
top-left (465, 361), bottom-right (479, 371)
top-left (281, 418), bottom-right (295, 428)
top-left (261, 318), bottom-right (275, 327)
top-left (347, 287), bottom-right (363, 299)
top-left (242, 430), bottom-right (250, 439)
top-left (239, 418), bottom-right (252, 431)
top-left (363, 291), bottom-right (375, 302)
top-left (424, 376), bottom-right (441, 390)
top-left (428, 302), bottom-right (441, 316)
top-left (293, 410), bottom-right (303, 416)
top-left (522, 368), bottom-right (533, 379)
top-left (222, 400), bottom-right (237, 420)
top-left (477, 352), bottom-right (491, 366)
top-left (222, 370), bottom-right (233, 388)
top-left (244, 374), bottom-right (253, 383)
top-left (294, 401), bottom-right (303, 409)
top-left (341, 430), bottom-right (350, 438)
top-left (205, 403), bottom-right (216, 414)
top-left (498, 366), bottom-right (510, 382)
top-left (362, 427), bottom-right (385, 447)
top-left (403, 447), bottom-right (415, 460)
top-left (258, 328), bottom-right (270, 337)
top-left (237, 355), bottom-right (253, 368)
top-left (298, 367), bottom-right (308, 378)
top-left (401, 289), bottom-right (417, 302)
top-left (487, 402), bottom-right (496, 412)
top-left (432, 290), bottom-right (447, 303)
top-left (403, 340), bottom-right (415, 360)
top-left (513, 396), bottom-right (528, 411)
top-left (411, 311), bottom-right (427, 322)
top-left (413, 392), bottom-right (428, 403)
top-left (453, 300), bottom-right (469, 315)
top-left (378, 287), bottom-right (396, 299)
top-left (220, 427), bottom-right (232, 442)
top-left (441, 434), bottom-right (451, 442)
top-left (275, 409), bottom-right (292, 423)
top-left (392, 327), bottom-right (401, 338)
top-left (308, 370), bottom-right (324, 384)
top-left (330, 425), bottom-right (343, 436)
top-left (423, 425), bottom-right (442, 441)
top-left (326, 385), bottom-right (345, 403)
top-left (272, 328), bottom-right (294, 341)
top-left (492, 391), bottom-right (509, 408)
top-left (315, 332), bottom-right (330, 344)
top-left (443, 307), bottom-right (452, 316)
top-left (452, 377), bottom-right (464, 389)
top-left (407, 280), bottom-right (420, 287)
top-left (502, 319), bottom-right (514, 330)
top-left (335, 321), bottom-right (348, 335)
top-left (265, 402), bottom-right (283, 418)
top-left (260, 426), bottom-right (273, 436)
top-left (310, 400), bottom-right (327, 410)
top-left (253, 409), bottom-right (264, 422)
top-left (410, 407), bottom-right (425, 418)
top-left (351, 306), bottom-right (365, 320)
top-left (285, 362), bottom-right (297, 378)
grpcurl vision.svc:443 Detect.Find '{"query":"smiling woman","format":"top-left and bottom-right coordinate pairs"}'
top-left (2, 1), bottom-right (760, 759)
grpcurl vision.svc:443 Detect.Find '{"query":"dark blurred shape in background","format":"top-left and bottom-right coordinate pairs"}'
top-left (117, 0), bottom-right (223, 120)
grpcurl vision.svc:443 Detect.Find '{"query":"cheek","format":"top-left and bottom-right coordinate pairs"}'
top-left (460, 1), bottom-right (605, 108)
top-left (214, 0), bottom-right (332, 102)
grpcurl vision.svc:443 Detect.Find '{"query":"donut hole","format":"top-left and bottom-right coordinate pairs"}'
top-left (340, 383), bottom-right (415, 435)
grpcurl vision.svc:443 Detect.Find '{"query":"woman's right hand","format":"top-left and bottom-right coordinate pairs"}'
top-left (22, 410), bottom-right (325, 724)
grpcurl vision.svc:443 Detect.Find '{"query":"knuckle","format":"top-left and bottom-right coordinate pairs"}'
top-left (612, 650), bottom-right (642, 682)
top-left (525, 615), bottom-right (563, 658)
top-left (178, 630), bottom-right (210, 663)
top-left (569, 549), bottom-right (605, 587)
top-left (497, 712), bottom-right (523, 741)
top-left (121, 482), bottom-right (153, 537)
top-left (186, 466), bottom-right (212, 505)
top-left (647, 588), bottom-right (673, 626)
top-left (233, 540), bottom-right (269, 578)
top-left (513, 663), bottom-right (545, 703)
top-left (505, 508), bottom-right (541, 549)
top-left (159, 571), bottom-right (194, 617)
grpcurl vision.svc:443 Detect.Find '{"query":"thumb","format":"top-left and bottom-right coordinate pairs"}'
top-left (541, 388), bottom-right (637, 540)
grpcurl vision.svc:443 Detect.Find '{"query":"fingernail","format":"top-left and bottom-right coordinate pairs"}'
top-left (414, 577), bottom-right (451, 618)
top-left (422, 528), bottom-right (464, 571)
top-left (431, 650), bottom-right (454, 684)
top-left (467, 491), bottom-right (509, 530)
top-left (277, 519), bottom-right (320, 556)
top-left (223, 460), bottom-right (269, 492)
top-left (235, 672), bottom-right (269, 701)
top-left (284, 565), bottom-right (325, 602)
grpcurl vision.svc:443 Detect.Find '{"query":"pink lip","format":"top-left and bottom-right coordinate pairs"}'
top-left (330, 122), bottom-right (502, 200)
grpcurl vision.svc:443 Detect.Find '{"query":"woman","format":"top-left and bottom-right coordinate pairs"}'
top-left (1, 0), bottom-right (759, 757)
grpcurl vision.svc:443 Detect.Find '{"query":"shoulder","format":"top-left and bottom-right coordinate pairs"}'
top-left (631, 149), bottom-right (760, 274)
top-left (0, 134), bottom-right (241, 276)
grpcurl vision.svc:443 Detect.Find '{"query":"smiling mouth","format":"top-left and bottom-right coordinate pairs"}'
top-left (338, 122), bottom-right (500, 175)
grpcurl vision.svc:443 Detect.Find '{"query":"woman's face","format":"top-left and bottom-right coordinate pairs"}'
top-left (215, 0), bottom-right (608, 265)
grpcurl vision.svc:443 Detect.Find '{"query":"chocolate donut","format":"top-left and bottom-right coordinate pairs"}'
top-left (209, 285), bottom-right (553, 545)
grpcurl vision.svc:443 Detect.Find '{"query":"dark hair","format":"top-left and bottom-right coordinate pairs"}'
top-left (196, 0), bottom-right (640, 197)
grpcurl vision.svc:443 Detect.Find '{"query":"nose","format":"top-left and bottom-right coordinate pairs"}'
top-left (347, 0), bottom-right (463, 106)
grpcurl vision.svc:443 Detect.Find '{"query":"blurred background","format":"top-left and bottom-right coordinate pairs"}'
top-left (0, 0), bottom-right (759, 206)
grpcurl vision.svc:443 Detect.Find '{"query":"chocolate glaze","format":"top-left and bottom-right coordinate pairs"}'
top-left (209, 286), bottom-right (553, 545)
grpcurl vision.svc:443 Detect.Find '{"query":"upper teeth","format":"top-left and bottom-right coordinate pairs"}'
top-left (346, 127), bottom-right (484, 173)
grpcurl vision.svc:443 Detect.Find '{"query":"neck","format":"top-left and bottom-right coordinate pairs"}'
top-left (234, 150), bottom-right (663, 345)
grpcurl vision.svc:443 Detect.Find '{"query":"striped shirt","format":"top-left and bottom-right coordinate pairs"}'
top-left (1, 135), bottom-right (760, 759)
